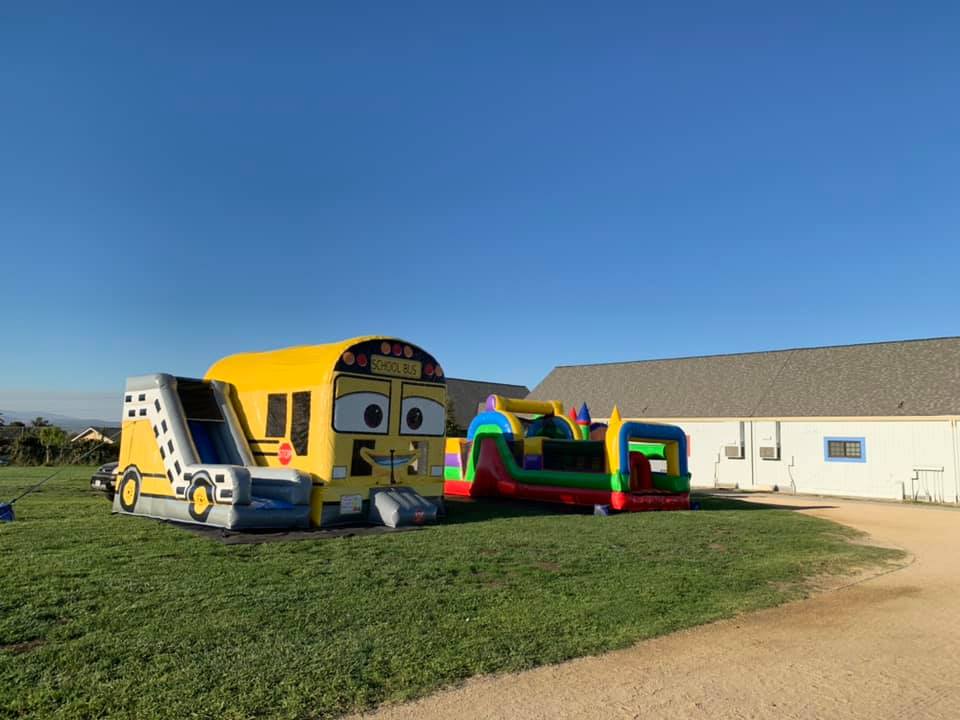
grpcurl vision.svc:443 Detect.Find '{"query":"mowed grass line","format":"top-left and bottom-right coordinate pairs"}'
top-left (1, 467), bottom-right (902, 720)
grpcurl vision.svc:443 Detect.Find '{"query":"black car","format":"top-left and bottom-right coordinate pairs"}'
top-left (90, 462), bottom-right (118, 498)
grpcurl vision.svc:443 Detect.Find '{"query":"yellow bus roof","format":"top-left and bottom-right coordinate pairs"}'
top-left (206, 336), bottom-right (444, 389)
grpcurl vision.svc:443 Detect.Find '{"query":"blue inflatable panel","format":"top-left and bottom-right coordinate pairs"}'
top-left (188, 420), bottom-right (218, 464)
top-left (249, 496), bottom-right (296, 511)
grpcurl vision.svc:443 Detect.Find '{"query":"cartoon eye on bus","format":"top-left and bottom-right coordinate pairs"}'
top-left (112, 337), bottom-right (447, 530)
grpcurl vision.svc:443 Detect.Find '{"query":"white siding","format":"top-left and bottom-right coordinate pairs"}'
top-left (673, 418), bottom-right (960, 502)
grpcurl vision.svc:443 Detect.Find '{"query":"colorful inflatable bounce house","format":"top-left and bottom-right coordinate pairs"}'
top-left (113, 337), bottom-right (447, 530)
top-left (444, 396), bottom-right (690, 512)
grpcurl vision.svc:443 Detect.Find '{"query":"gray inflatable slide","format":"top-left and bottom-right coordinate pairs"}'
top-left (113, 374), bottom-right (312, 530)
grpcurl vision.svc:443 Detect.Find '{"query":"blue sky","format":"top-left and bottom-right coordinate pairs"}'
top-left (2, 2), bottom-right (958, 420)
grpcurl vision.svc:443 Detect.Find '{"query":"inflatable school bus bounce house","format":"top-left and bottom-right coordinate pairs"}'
top-left (113, 337), bottom-right (447, 530)
top-left (444, 395), bottom-right (690, 511)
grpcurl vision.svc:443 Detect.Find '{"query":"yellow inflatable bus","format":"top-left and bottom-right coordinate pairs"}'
top-left (112, 336), bottom-right (447, 530)
top-left (207, 337), bottom-right (448, 527)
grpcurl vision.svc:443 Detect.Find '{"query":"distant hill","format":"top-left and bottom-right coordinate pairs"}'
top-left (0, 410), bottom-right (118, 433)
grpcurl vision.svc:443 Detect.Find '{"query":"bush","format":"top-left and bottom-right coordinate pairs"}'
top-left (4, 427), bottom-right (119, 466)
top-left (11, 433), bottom-right (45, 465)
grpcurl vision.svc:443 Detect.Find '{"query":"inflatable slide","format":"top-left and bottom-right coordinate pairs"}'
top-left (114, 374), bottom-right (312, 529)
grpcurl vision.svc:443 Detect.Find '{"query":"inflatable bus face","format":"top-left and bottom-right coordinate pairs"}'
top-left (206, 337), bottom-right (447, 526)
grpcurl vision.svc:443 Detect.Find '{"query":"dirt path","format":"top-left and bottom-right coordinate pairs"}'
top-left (353, 495), bottom-right (960, 720)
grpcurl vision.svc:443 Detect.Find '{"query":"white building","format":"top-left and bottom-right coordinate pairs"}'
top-left (528, 338), bottom-right (960, 503)
top-left (70, 426), bottom-right (122, 445)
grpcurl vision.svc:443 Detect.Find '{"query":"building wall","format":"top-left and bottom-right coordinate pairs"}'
top-left (669, 418), bottom-right (960, 502)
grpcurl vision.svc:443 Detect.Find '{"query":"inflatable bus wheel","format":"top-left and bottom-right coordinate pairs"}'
top-left (187, 475), bottom-right (215, 523)
top-left (118, 467), bottom-right (141, 513)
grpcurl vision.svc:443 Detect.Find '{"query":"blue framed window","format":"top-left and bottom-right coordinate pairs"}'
top-left (824, 437), bottom-right (866, 463)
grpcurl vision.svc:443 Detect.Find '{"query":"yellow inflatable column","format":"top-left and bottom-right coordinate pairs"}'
top-left (605, 406), bottom-right (623, 475)
top-left (664, 442), bottom-right (681, 477)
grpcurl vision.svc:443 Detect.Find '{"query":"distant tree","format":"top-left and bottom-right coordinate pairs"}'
top-left (0, 412), bottom-right (5, 428)
top-left (11, 433), bottom-right (44, 465)
top-left (31, 417), bottom-right (51, 428)
top-left (66, 439), bottom-right (119, 466)
top-left (37, 426), bottom-right (68, 465)
top-left (445, 396), bottom-right (464, 437)
top-left (10, 421), bottom-right (26, 427)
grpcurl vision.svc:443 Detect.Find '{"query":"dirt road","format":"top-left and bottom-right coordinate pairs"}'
top-left (354, 495), bottom-right (960, 719)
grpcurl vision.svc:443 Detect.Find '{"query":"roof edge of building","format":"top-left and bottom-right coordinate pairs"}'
top-left (550, 335), bottom-right (960, 371)
top-left (445, 377), bottom-right (529, 389)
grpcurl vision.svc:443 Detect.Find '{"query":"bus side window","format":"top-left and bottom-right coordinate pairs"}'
top-left (291, 391), bottom-right (311, 455)
top-left (266, 394), bottom-right (287, 437)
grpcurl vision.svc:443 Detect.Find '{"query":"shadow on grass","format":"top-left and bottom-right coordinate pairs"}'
top-left (448, 492), bottom-right (839, 521)
top-left (167, 498), bottom-right (587, 544)
top-left (445, 494), bottom-right (839, 522)
top-left (694, 493), bottom-right (837, 513)
top-left (153, 494), bottom-right (834, 544)
top-left (442, 496), bottom-right (592, 524)
top-left (164, 518), bottom-right (425, 544)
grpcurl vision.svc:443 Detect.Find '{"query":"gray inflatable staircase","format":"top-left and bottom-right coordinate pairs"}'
top-left (369, 487), bottom-right (439, 528)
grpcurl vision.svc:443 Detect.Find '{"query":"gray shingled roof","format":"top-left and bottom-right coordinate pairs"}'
top-left (446, 378), bottom-right (530, 430)
top-left (527, 337), bottom-right (960, 418)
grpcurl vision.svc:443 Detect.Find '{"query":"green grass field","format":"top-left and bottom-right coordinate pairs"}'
top-left (1, 467), bottom-right (902, 720)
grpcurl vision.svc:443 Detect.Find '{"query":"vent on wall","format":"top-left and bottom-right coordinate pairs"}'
top-left (724, 445), bottom-right (744, 459)
top-left (724, 421), bottom-right (746, 459)
top-left (759, 446), bottom-right (781, 460)
top-left (760, 421), bottom-right (782, 461)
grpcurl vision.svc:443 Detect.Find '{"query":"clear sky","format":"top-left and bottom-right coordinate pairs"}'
top-left (2, 2), bottom-right (958, 421)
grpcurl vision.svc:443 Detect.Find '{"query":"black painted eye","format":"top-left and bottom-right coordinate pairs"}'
top-left (364, 404), bottom-right (383, 429)
top-left (406, 407), bottom-right (423, 430)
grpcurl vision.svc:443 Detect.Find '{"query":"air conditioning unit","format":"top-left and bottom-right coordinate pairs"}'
top-left (759, 446), bottom-right (781, 460)
top-left (724, 445), bottom-right (744, 459)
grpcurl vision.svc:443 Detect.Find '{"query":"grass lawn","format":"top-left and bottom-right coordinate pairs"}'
top-left (1, 466), bottom-right (902, 720)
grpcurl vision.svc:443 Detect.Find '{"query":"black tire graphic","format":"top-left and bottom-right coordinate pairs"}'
top-left (187, 475), bottom-right (216, 523)
top-left (118, 468), bottom-right (141, 513)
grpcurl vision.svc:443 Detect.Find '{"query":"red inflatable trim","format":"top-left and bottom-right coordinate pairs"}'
top-left (443, 480), bottom-right (474, 497)
top-left (443, 438), bottom-right (690, 512)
